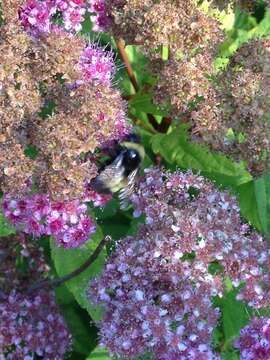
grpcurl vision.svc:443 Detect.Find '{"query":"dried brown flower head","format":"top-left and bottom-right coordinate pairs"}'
top-left (108, 0), bottom-right (222, 58)
top-left (191, 39), bottom-right (270, 175)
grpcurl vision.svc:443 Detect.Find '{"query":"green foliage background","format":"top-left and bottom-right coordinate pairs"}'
top-left (1, 2), bottom-right (270, 359)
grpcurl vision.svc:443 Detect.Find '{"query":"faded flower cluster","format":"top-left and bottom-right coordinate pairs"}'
top-left (0, 234), bottom-right (72, 359)
top-left (89, 168), bottom-right (270, 359)
top-left (234, 317), bottom-right (270, 359)
top-left (104, 0), bottom-right (222, 59)
top-left (191, 39), bottom-right (270, 175)
top-left (0, 0), bottom-right (130, 200)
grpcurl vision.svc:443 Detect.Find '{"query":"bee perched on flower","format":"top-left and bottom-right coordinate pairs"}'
top-left (90, 133), bottom-right (145, 208)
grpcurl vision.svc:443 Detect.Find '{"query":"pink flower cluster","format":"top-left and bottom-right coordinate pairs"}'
top-left (89, 168), bottom-right (270, 359)
top-left (0, 290), bottom-right (72, 359)
top-left (235, 317), bottom-right (270, 359)
top-left (89, 0), bottom-right (110, 32)
top-left (84, 188), bottom-right (112, 207)
top-left (19, 0), bottom-right (112, 34)
top-left (19, 0), bottom-right (87, 33)
top-left (2, 194), bottom-right (96, 248)
top-left (78, 44), bottom-right (116, 86)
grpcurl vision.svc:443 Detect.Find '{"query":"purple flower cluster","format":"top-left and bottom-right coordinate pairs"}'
top-left (89, 0), bottom-right (110, 32)
top-left (2, 194), bottom-right (96, 248)
top-left (89, 168), bottom-right (270, 359)
top-left (131, 168), bottom-right (270, 309)
top-left (235, 317), bottom-right (270, 359)
top-left (78, 44), bottom-right (116, 86)
top-left (19, 0), bottom-right (87, 33)
top-left (19, 0), bottom-right (111, 34)
top-left (0, 290), bottom-right (72, 359)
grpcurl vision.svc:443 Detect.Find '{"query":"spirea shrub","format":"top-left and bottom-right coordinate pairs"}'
top-left (234, 317), bottom-right (270, 359)
top-left (89, 168), bottom-right (270, 359)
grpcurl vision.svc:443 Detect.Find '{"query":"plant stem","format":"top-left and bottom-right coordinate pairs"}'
top-left (28, 236), bottom-right (109, 294)
top-left (116, 38), bottom-right (139, 92)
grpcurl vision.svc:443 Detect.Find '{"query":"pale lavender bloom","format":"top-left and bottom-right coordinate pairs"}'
top-left (235, 317), bottom-right (270, 360)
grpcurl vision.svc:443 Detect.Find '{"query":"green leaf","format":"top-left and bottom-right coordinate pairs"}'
top-left (0, 211), bottom-right (15, 237)
top-left (238, 172), bottom-right (270, 234)
top-left (50, 226), bottom-right (106, 321)
top-left (129, 92), bottom-right (168, 117)
top-left (151, 125), bottom-right (252, 188)
top-left (213, 289), bottom-right (250, 351)
top-left (87, 346), bottom-right (111, 360)
top-left (55, 284), bottom-right (98, 356)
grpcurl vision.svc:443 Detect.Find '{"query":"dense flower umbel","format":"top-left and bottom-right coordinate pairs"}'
top-left (90, 168), bottom-right (270, 359)
top-left (78, 44), bottom-right (116, 86)
top-left (19, 0), bottom-right (88, 33)
top-left (90, 224), bottom-right (221, 360)
top-left (234, 317), bottom-right (270, 359)
top-left (0, 5), bottom-right (130, 198)
top-left (191, 39), bottom-right (270, 175)
top-left (131, 168), bottom-right (270, 308)
top-left (2, 194), bottom-right (96, 248)
top-left (0, 290), bottom-right (72, 359)
top-left (105, 0), bottom-right (222, 59)
top-left (153, 51), bottom-right (218, 117)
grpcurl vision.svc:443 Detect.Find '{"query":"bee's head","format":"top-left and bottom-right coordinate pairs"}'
top-left (123, 148), bottom-right (141, 173)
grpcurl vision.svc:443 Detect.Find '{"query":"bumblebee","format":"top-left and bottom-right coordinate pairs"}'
top-left (91, 134), bottom-right (145, 208)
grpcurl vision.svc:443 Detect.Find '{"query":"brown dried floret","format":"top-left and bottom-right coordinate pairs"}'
top-left (35, 155), bottom-right (98, 201)
top-left (0, 23), bottom-right (41, 131)
top-left (34, 28), bottom-right (85, 84)
top-left (191, 39), bottom-right (270, 175)
top-left (32, 84), bottom-right (128, 157)
top-left (1, 0), bottom-right (25, 23)
top-left (154, 52), bottom-right (217, 117)
top-left (0, 140), bottom-right (35, 194)
top-left (108, 0), bottom-right (222, 58)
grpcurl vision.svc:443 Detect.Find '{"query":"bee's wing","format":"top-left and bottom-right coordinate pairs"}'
top-left (91, 153), bottom-right (126, 194)
top-left (119, 168), bottom-right (139, 209)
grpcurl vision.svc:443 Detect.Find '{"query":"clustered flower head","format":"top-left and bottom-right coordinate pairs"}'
top-left (153, 51), bottom-right (218, 118)
top-left (89, 0), bottom-right (110, 32)
top-left (104, 0), bottom-right (222, 59)
top-left (0, 233), bottom-right (49, 293)
top-left (2, 193), bottom-right (96, 248)
top-left (234, 317), bottom-right (270, 359)
top-left (191, 39), bottom-right (270, 175)
top-left (19, 0), bottom-right (87, 34)
top-left (0, 234), bottom-right (72, 359)
top-left (89, 168), bottom-right (270, 359)
top-left (0, 1), bottom-right (130, 200)
top-left (0, 290), bottom-right (72, 359)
